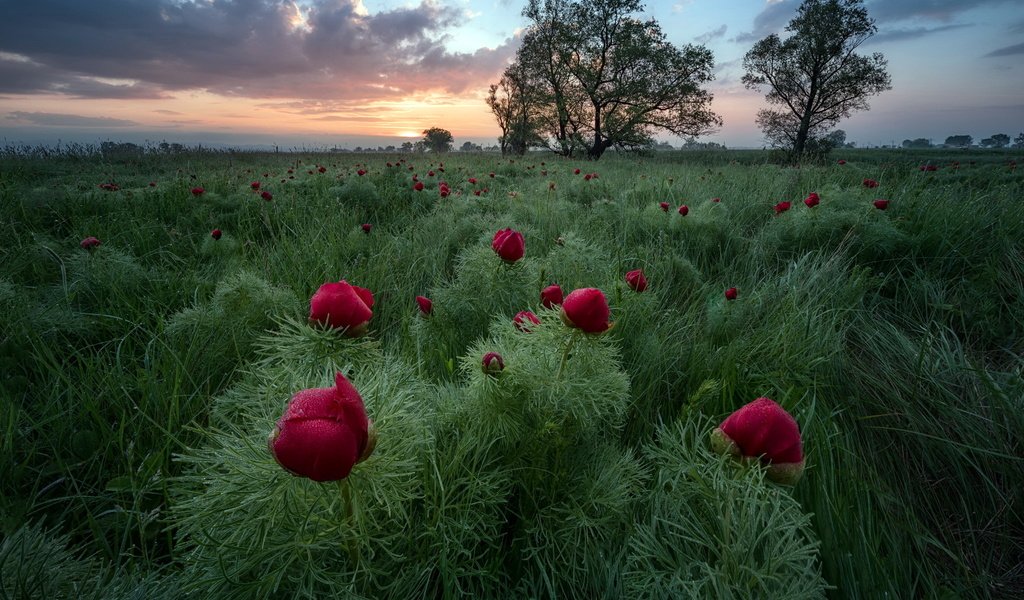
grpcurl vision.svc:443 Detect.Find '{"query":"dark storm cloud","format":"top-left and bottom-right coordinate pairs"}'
top-left (0, 0), bottom-right (518, 101)
top-left (6, 111), bottom-right (138, 127)
top-left (984, 41), bottom-right (1024, 57)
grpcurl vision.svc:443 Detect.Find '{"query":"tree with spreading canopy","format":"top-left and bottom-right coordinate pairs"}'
top-left (944, 135), bottom-right (973, 148)
top-left (421, 128), bottom-right (453, 153)
top-left (487, 0), bottom-right (721, 160)
top-left (980, 134), bottom-right (1010, 148)
top-left (742, 0), bottom-right (891, 156)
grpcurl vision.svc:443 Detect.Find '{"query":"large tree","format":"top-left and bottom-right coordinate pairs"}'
top-left (421, 127), bottom-right (453, 153)
top-left (485, 62), bottom-right (542, 156)
top-left (490, 0), bottom-right (720, 160)
top-left (742, 0), bottom-right (891, 156)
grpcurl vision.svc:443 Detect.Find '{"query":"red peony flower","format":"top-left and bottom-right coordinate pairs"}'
top-left (541, 284), bottom-right (564, 308)
top-left (468, 177), bottom-right (477, 184)
top-left (251, 181), bottom-right (261, 190)
top-left (837, 159), bottom-right (847, 165)
top-left (149, 181), bottom-right (157, 187)
top-left (678, 204), bottom-right (689, 216)
top-left (773, 201), bottom-right (792, 215)
top-left (625, 269), bottom-right (648, 292)
top-left (413, 181), bottom-right (424, 191)
top-left (211, 228), bottom-right (222, 240)
top-left (361, 223), bottom-right (372, 233)
top-left (873, 199), bottom-right (889, 210)
top-left (268, 372), bottom-right (373, 482)
top-left (725, 287), bottom-right (738, 301)
top-left (191, 187), bottom-right (205, 196)
top-left (492, 228), bottom-right (525, 263)
top-left (804, 192), bottom-right (820, 208)
top-left (710, 397), bottom-right (804, 485)
top-left (659, 202), bottom-right (670, 212)
top-left (863, 178), bottom-right (879, 188)
top-left (712, 197), bottom-right (721, 203)
top-left (80, 236), bottom-right (101, 250)
top-left (416, 295), bottom-right (432, 316)
top-left (513, 310), bottom-right (540, 332)
top-left (261, 191), bottom-right (273, 201)
top-left (357, 169), bottom-right (366, 176)
top-left (482, 351), bottom-right (505, 375)
top-left (574, 168), bottom-right (581, 175)
top-left (560, 288), bottom-right (610, 333)
top-left (584, 173), bottom-right (592, 181)
top-left (309, 280), bottom-right (374, 336)
top-left (318, 166), bottom-right (327, 173)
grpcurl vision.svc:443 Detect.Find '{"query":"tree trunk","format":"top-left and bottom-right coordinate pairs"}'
top-left (794, 114), bottom-right (811, 156)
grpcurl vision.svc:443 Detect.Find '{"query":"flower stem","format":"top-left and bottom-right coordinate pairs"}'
top-left (556, 330), bottom-right (579, 380)
top-left (339, 479), bottom-right (360, 567)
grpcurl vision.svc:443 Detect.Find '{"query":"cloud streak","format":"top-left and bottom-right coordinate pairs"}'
top-left (984, 41), bottom-right (1024, 57)
top-left (0, 0), bottom-right (519, 103)
top-left (5, 111), bottom-right (138, 127)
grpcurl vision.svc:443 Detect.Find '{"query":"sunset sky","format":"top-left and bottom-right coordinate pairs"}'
top-left (1, 0), bottom-right (1021, 149)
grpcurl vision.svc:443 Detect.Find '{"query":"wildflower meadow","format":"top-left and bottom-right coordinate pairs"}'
top-left (1, 147), bottom-right (1022, 598)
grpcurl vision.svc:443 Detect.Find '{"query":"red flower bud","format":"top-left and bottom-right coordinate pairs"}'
top-left (541, 284), bottom-right (563, 308)
top-left (873, 199), bottom-right (889, 210)
top-left (560, 288), bottom-right (610, 333)
top-left (725, 287), bottom-right (738, 301)
top-left (80, 236), bottom-right (101, 250)
top-left (482, 351), bottom-right (505, 375)
top-left (416, 295), bottom-right (432, 316)
top-left (625, 269), bottom-right (648, 292)
top-left (269, 372), bottom-right (372, 482)
top-left (678, 204), bottom-right (689, 216)
top-left (191, 187), bottom-right (205, 196)
top-left (659, 202), bottom-right (670, 212)
top-left (492, 228), bottom-right (525, 263)
top-left (513, 310), bottom-right (540, 332)
top-left (309, 280), bottom-right (374, 336)
top-left (710, 397), bottom-right (804, 485)
top-left (211, 229), bottom-right (222, 240)
top-left (361, 223), bottom-right (372, 234)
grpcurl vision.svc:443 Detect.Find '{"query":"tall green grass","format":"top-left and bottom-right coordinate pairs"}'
top-left (1, 147), bottom-right (1021, 598)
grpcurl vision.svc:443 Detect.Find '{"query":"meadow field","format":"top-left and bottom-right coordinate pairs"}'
top-left (1, 146), bottom-right (1022, 598)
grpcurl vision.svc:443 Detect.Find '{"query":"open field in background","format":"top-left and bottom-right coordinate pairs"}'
top-left (1, 147), bottom-right (1022, 598)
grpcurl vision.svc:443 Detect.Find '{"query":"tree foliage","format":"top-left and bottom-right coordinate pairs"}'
top-left (944, 135), bottom-right (972, 148)
top-left (980, 133), bottom-right (1010, 148)
top-left (1014, 133), bottom-right (1024, 149)
top-left (742, 0), bottom-right (891, 156)
top-left (488, 0), bottom-right (721, 160)
top-left (902, 138), bottom-right (932, 149)
top-left (421, 127), bottom-right (454, 153)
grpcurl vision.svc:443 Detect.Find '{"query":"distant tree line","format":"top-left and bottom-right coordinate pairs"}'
top-left (900, 134), bottom-right (1022, 149)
